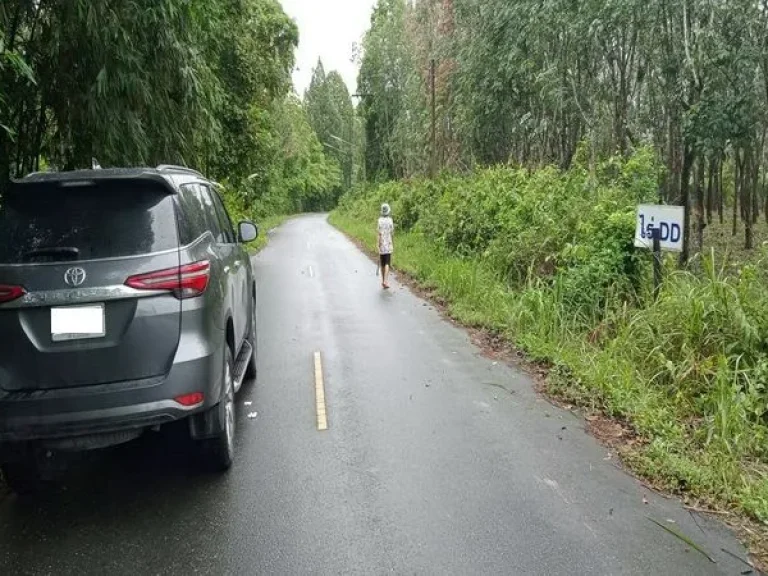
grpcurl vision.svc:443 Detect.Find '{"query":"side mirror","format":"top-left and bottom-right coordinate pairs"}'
top-left (238, 221), bottom-right (258, 243)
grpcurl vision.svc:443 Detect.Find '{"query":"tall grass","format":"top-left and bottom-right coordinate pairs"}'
top-left (331, 150), bottom-right (768, 525)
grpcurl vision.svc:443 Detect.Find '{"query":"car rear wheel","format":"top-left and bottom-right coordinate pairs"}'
top-left (198, 347), bottom-right (235, 472)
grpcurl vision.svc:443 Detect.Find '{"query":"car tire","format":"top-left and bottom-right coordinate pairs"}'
top-left (199, 347), bottom-right (235, 472)
top-left (244, 296), bottom-right (257, 380)
top-left (1, 458), bottom-right (45, 496)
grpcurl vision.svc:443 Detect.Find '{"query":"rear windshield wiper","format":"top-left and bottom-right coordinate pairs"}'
top-left (23, 247), bottom-right (80, 262)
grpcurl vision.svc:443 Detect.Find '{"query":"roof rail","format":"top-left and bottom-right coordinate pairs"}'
top-left (156, 164), bottom-right (204, 178)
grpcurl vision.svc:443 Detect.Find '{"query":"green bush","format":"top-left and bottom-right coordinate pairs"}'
top-left (341, 148), bottom-right (659, 324)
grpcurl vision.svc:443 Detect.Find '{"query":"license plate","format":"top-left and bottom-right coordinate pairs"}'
top-left (51, 304), bottom-right (106, 342)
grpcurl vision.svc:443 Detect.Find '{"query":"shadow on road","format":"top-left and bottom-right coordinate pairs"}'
top-left (0, 380), bottom-right (258, 572)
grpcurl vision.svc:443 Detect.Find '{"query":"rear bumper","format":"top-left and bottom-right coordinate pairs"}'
top-left (0, 345), bottom-right (224, 445)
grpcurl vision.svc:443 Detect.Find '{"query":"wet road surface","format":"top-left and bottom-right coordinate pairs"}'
top-left (0, 215), bottom-right (750, 575)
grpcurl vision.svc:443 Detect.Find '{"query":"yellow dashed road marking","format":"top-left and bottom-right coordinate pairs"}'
top-left (314, 351), bottom-right (328, 431)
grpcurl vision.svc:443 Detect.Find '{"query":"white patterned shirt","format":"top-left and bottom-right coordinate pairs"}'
top-left (378, 217), bottom-right (394, 255)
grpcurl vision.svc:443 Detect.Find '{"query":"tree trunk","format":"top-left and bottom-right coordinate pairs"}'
top-left (696, 157), bottom-right (705, 253)
top-left (665, 115), bottom-right (674, 202)
top-left (0, 137), bottom-right (9, 196)
top-left (755, 129), bottom-right (767, 225)
top-left (680, 144), bottom-right (693, 265)
top-left (745, 148), bottom-right (754, 250)
top-left (717, 155), bottom-right (724, 224)
top-left (755, 154), bottom-right (768, 223)
top-left (32, 98), bottom-right (47, 172)
top-left (14, 102), bottom-right (28, 177)
top-left (741, 163), bottom-right (748, 222)
top-left (666, 112), bottom-right (682, 204)
top-left (672, 120), bottom-right (682, 203)
top-left (761, 157), bottom-right (768, 225)
top-left (733, 150), bottom-right (739, 237)
top-left (765, 184), bottom-right (768, 224)
top-left (753, 167), bottom-right (760, 224)
top-left (5, 3), bottom-right (24, 53)
top-left (706, 156), bottom-right (714, 224)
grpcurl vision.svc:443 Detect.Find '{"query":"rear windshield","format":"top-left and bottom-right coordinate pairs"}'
top-left (0, 182), bottom-right (178, 263)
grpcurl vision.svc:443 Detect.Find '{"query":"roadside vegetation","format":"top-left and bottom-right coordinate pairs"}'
top-left (5, 0), bottom-right (768, 556)
top-left (0, 1), bottom-right (354, 224)
top-left (331, 150), bottom-right (768, 547)
top-left (334, 0), bottom-right (768, 553)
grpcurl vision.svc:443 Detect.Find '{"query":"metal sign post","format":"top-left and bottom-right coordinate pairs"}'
top-left (651, 227), bottom-right (662, 298)
top-left (635, 205), bottom-right (685, 299)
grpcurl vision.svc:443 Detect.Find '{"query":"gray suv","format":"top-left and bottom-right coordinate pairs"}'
top-left (0, 166), bottom-right (258, 493)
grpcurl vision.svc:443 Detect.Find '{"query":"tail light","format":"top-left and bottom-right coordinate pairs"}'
top-left (174, 392), bottom-right (205, 407)
top-left (0, 285), bottom-right (25, 304)
top-left (126, 261), bottom-right (210, 299)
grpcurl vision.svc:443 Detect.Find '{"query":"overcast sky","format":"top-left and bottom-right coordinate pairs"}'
top-left (279, 0), bottom-right (377, 97)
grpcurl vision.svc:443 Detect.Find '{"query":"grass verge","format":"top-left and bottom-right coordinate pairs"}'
top-left (250, 214), bottom-right (291, 253)
top-left (330, 210), bottom-right (768, 568)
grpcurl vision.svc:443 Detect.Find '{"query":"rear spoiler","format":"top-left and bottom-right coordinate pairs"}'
top-left (9, 169), bottom-right (178, 195)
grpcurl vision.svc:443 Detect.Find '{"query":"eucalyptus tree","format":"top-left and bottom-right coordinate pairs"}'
top-left (305, 62), bottom-right (355, 190)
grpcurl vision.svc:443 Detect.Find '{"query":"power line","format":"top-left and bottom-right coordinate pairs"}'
top-left (329, 134), bottom-right (354, 147)
top-left (322, 142), bottom-right (348, 155)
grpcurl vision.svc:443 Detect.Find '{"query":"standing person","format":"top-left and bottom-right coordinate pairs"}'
top-left (377, 203), bottom-right (394, 289)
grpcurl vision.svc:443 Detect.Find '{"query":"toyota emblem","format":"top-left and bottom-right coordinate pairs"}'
top-left (64, 267), bottom-right (87, 287)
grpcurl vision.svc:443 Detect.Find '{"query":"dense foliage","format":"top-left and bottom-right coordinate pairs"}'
top-left (357, 0), bottom-right (768, 256)
top-left (304, 62), bottom-right (356, 195)
top-left (339, 148), bottom-right (660, 320)
top-left (334, 151), bottom-right (768, 526)
top-left (0, 0), bottom-right (341, 218)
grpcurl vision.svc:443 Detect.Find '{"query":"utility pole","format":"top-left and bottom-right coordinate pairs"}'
top-left (430, 59), bottom-right (437, 178)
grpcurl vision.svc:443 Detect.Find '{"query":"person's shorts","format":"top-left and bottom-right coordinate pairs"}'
top-left (379, 253), bottom-right (392, 267)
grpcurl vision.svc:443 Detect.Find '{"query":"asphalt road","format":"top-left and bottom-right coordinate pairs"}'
top-left (0, 214), bottom-right (752, 575)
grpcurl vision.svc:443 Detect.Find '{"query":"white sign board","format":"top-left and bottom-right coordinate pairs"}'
top-left (634, 204), bottom-right (685, 252)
